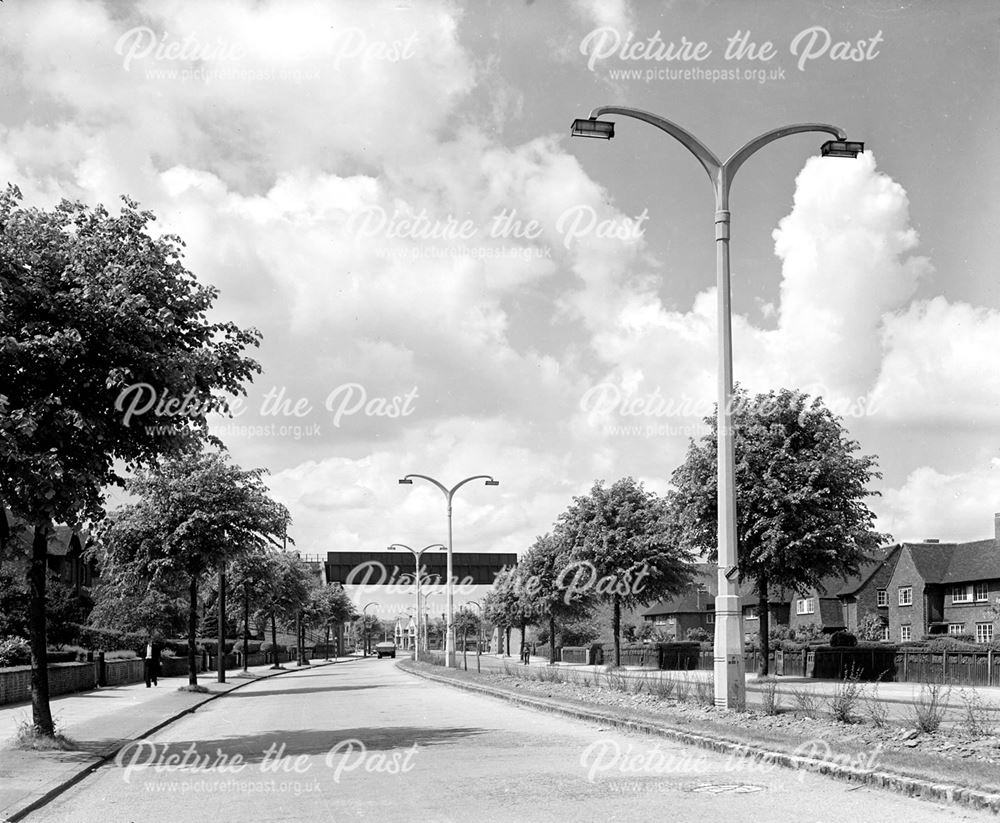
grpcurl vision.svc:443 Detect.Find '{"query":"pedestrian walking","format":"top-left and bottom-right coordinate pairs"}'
top-left (143, 637), bottom-right (161, 687)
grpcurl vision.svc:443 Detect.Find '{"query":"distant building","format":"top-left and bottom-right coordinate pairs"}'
top-left (1, 509), bottom-right (97, 592)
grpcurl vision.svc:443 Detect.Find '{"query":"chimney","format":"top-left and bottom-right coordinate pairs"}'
top-left (995, 512), bottom-right (1000, 542)
top-left (923, 538), bottom-right (939, 544)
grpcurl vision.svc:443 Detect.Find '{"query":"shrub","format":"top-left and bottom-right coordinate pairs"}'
top-left (912, 681), bottom-right (951, 733)
top-left (957, 687), bottom-right (993, 738)
top-left (856, 613), bottom-right (887, 642)
top-left (789, 622), bottom-right (825, 643)
top-left (232, 640), bottom-right (262, 654)
top-left (685, 627), bottom-right (710, 642)
top-left (865, 681), bottom-right (890, 728)
top-left (692, 678), bottom-right (714, 707)
top-left (828, 631), bottom-right (857, 648)
top-left (261, 642), bottom-right (286, 653)
top-left (0, 636), bottom-right (31, 667)
top-left (829, 665), bottom-right (864, 723)
top-left (791, 687), bottom-right (823, 718)
top-left (759, 677), bottom-right (781, 716)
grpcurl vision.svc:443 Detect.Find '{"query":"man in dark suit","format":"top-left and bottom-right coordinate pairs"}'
top-left (142, 637), bottom-right (162, 687)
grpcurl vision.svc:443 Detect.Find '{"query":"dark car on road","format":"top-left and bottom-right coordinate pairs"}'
top-left (374, 641), bottom-right (396, 659)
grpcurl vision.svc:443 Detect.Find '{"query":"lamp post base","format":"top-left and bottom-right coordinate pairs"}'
top-left (713, 594), bottom-right (746, 709)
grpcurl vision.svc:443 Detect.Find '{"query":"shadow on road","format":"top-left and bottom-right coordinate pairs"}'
top-left (106, 726), bottom-right (488, 764)
top-left (225, 685), bottom-right (387, 698)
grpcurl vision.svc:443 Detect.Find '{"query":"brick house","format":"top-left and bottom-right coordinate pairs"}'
top-left (1, 509), bottom-right (97, 592)
top-left (885, 516), bottom-right (1000, 644)
top-left (641, 563), bottom-right (789, 642)
top-left (786, 545), bottom-right (901, 637)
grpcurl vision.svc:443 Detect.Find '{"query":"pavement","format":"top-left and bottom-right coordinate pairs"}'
top-left (0, 656), bottom-right (356, 823)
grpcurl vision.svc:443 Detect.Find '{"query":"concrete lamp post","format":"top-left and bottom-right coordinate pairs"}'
top-left (362, 601), bottom-right (379, 658)
top-left (570, 106), bottom-right (863, 709)
top-left (398, 473), bottom-right (500, 667)
top-left (387, 543), bottom-right (446, 662)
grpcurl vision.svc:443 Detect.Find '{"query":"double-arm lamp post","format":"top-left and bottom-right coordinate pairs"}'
top-left (571, 106), bottom-right (863, 709)
top-left (387, 542), bottom-right (445, 662)
top-left (398, 473), bottom-right (500, 667)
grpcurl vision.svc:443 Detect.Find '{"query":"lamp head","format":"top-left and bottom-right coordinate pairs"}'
top-left (820, 139), bottom-right (864, 158)
top-left (484, 479), bottom-right (500, 487)
top-left (571, 117), bottom-right (615, 139)
top-left (398, 477), bottom-right (413, 485)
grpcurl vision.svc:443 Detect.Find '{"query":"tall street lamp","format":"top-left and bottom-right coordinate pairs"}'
top-left (388, 543), bottom-right (445, 662)
top-left (571, 107), bottom-right (863, 709)
top-left (362, 601), bottom-right (379, 658)
top-left (398, 473), bottom-right (500, 667)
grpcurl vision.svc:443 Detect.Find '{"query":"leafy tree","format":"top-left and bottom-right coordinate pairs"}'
top-left (0, 559), bottom-right (29, 638)
top-left (0, 188), bottom-right (260, 734)
top-left (87, 583), bottom-right (186, 642)
top-left (556, 477), bottom-right (693, 668)
top-left (97, 451), bottom-right (290, 686)
top-left (305, 583), bottom-right (356, 659)
top-left (257, 551), bottom-right (313, 666)
top-left (517, 533), bottom-right (592, 665)
top-left (667, 387), bottom-right (888, 674)
top-left (559, 618), bottom-right (600, 647)
top-left (484, 564), bottom-right (532, 656)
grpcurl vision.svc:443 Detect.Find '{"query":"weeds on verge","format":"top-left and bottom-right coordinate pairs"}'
top-left (673, 678), bottom-right (692, 704)
top-left (829, 666), bottom-right (864, 724)
top-left (537, 666), bottom-right (564, 684)
top-left (693, 678), bottom-right (714, 707)
top-left (13, 717), bottom-right (76, 751)
top-left (648, 676), bottom-right (676, 701)
top-left (759, 677), bottom-right (781, 716)
top-left (604, 668), bottom-right (628, 692)
top-left (957, 687), bottom-right (994, 738)
top-left (911, 680), bottom-right (952, 733)
top-left (864, 681), bottom-right (890, 729)
top-left (791, 687), bottom-right (823, 719)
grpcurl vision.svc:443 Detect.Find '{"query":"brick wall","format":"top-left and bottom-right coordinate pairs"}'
top-left (103, 658), bottom-right (144, 686)
top-left (0, 662), bottom-right (97, 706)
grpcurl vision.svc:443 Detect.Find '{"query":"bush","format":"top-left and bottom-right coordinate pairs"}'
top-left (829, 666), bottom-right (864, 723)
top-left (261, 642), bottom-right (286, 654)
top-left (829, 630), bottom-right (857, 648)
top-left (232, 640), bottom-right (262, 654)
top-left (75, 625), bottom-right (147, 652)
top-left (685, 627), bottom-right (710, 642)
top-left (789, 622), bottom-right (825, 643)
top-left (856, 613), bottom-right (887, 642)
top-left (0, 636), bottom-right (31, 667)
top-left (912, 681), bottom-right (951, 733)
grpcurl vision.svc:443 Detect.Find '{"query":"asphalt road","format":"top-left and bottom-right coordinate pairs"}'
top-left (34, 658), bottom-right (997, 822)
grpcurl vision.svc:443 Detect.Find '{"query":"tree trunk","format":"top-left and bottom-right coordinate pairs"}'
top-left (758, 573), bottom-right (770, 677)
top-left (504, 626), bottom-right (511, 657)
top-left (187, 575), bottom-right (199, 686)
top-left (325, 624), bottom-right (330, 660)
top-left (217, 560), bottom-right (226, 683)
top-left (242, 583), bottom-right (250, 672)
top-left (548, 613), bottom-right (556, 665)
top-left (612, 594), bottom-right (622, 668)
top-left (270, 609), bottom-right (280, 668)
top-left (462, 628), bottom-right (468, 670)
top-left (520, 619), bottom-right (527, 664)
top-left (29, 524), bottom-right (54, 736)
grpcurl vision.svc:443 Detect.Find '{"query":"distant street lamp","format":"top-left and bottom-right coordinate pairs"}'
top-left (571, 106), bottom-right (863, 709)
top-left (362, 601), bottom-right (379, 657)
top-left (398, 473), bottom-right (499, 667)
top-left (388, 543), bottom-right (445, 662)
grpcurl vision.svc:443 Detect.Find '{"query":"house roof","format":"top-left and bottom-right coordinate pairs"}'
top-left (899, 538), bottom-right (1000, 585)
top-left (641, 562), bottom-right (789, 619)
top-left (836, 544), bottom-right (901, 597)
top-left (1, 509), bottom-right (89, 557)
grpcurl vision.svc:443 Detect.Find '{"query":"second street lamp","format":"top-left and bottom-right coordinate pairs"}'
top-left (398, 473), bottom-right (500, 667)
top-left (362, 601), bottom-right (379, 658)
top-left (571, 106), bottom-right (863, 709)
top-left (387, 542), bottom-right (445, 662)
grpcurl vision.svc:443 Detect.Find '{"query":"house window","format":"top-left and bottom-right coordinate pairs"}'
top-left (952, 585), bottom-right (973, 604)
top-left (879, 626), bottom-right (890, 642)
top-left (900, 625), bottom-right (911, 642)
top-left (898, 586), bottom-right (913, 606)
top-left (706, 613), bottom-right (715, 624)
top-left (745, 606), bottom-right (759, 620)
top-left (947, 623), bottom-right (965, 636)
top-left (876, 589), bottom-right (888, 607)
top-left (975, 582), bottom-right (989, 602)
top-left (796, 598), bottom-right (815, 615)
top-left (976, 623), bottom-right (994, 644)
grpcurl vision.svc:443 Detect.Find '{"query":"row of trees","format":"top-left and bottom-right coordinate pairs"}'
top-left (0, 188), bottom-right (296, 736)
top-left (486, 388), bottom-right (887, 675)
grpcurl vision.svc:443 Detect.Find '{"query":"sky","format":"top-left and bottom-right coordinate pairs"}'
top-left (3, 0), bottom-right (1000, 616)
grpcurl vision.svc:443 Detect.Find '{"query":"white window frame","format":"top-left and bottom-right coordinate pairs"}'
top-left (876, 589), bottom-right (888, 607)
top-left (879, 626), bottom-right (890, 641)
top-left (976, 623), bottom-right (994, 644)
top-left (705, 613), bottom-right (715, 625)
top-left (947, 623), bottom-right (965, 636)
top-left (898, 586), bottom-right (913, 606)
top-left (952, 585), bottom-right (973, 604)
top-left (745, 606), bottom-right (759, 621)
top-left (974, 582), bottom-right (989, 602)
top-left (900, 625), bottom-right (911, 642)
top-left (796, 598), bottom-right (815, 615)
